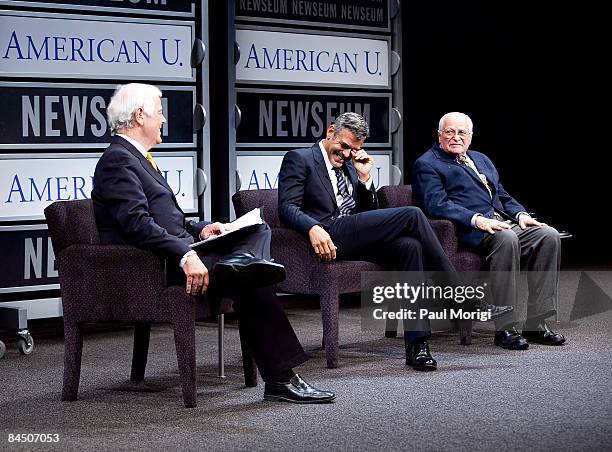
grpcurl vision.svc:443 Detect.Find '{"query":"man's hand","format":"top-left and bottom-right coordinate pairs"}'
top-left (518, 214), bottom-right (546, 230)
top-left (352, 149), bottom-right (373, 182)
top-left (308, 225), bottom-right (337, 261)
top-left (183, 254), bottom-right (209, 295)
top-left (475, 216), bottom-right (511, 234)
top-left (199, 222), bottom-right (235, 240)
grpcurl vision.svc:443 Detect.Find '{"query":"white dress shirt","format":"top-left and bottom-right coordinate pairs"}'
top-left (318, 140), bottom-right (372, 210)
top-left (115, 133), bottom-right (147, 158)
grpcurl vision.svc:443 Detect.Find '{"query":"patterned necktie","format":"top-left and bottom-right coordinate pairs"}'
top-left (334, 167), bottom-right (356, 217)
top-left (457, 154), bottom-right (492, 198)
top-left (146, 152), bottom-right (161, 175)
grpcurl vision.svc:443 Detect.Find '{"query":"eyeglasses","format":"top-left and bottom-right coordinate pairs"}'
top-left (439, 128), bottom-right (471, 139)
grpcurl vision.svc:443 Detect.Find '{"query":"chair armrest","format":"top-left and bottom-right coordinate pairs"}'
top-left (271, 227), bottom-right (319, 267)
top-left (270, 227), bottom-right (321, 293)
top-left (60, 244), bottom-right (166, 280)
top-left (428, 219), bottom-right (458, 259)
top-left (57, 244), bottom-right (168, 316)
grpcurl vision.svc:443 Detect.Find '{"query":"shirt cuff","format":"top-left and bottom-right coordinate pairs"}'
top-left (471, 213), bottom-right (482, 228)
top-left (179, 250), bottom-right (196, 269)
top-left (515, 212), bottom-right (529, 221)
top-left (360, 177), bottom-right (373, 190)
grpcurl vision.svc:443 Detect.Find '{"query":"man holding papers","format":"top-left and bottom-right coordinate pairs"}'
top-left (92, 83), bottom-right (334, 404)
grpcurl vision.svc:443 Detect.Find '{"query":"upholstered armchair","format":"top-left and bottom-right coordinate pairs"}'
top-left (44, 199), bottom-right (256, 408)
top-left (378, 184), bottom-right (484, 344)
top-left (232, 189), bottom-right (384, 368)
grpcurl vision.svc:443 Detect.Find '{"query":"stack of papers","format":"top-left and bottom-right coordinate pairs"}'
top-left (190, 207), bottom-right (264, 249)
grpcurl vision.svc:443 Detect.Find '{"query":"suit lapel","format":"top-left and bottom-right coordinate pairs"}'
top-left (432, 145), bottom-right (491, 195)
top-left (113, 136), bottom-right (173, 193)
top-left (459, 157), bottom-right (487, 189)
top-left (466, 151), bottom-right (497, 196)
top-left (312, 144), bottom-right (337, 206)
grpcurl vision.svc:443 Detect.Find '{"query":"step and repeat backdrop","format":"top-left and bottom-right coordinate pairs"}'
top-left (0, 1), bottom-right (209, 311)
top-left (234, 0), bottom-right (401, 192)
top-left (0, 0), bottom-right (402, 315)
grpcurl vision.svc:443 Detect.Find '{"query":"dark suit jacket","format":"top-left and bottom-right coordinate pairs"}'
top-left (412, 143), bottom-right (526, 249)
top-left (278, 143), bottom-right (378, 235)
top-left (92, 136), bottom-right (206, 261)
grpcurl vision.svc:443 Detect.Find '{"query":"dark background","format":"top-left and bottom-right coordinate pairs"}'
top-left (401, 2), bottom-right (607, 267)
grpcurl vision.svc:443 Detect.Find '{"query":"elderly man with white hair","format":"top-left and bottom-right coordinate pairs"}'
top-left (413, 112), bottom-right (566, 350)
top-left (92, 83), bottom-right (335, 404)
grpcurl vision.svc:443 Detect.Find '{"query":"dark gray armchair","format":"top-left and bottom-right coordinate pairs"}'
top-left (378, 185), bottom-right (484, 344)
top-left (232, 189), bottom-right (384, 368)
top-left (44, 199), bottom-right (256, 408)
top-left (233, 186), bottom-right (479, 367)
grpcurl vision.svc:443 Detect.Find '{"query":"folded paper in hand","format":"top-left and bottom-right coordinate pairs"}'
top-left (190, 207), bottom-right (264, 249)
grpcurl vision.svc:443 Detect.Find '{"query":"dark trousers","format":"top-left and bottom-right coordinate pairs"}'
top-left (479, 224), bottom-right (561, 330)
top-left (171, 224), bottom-right (308, 381)
top-left (329, 206), bottom-right (458, 345)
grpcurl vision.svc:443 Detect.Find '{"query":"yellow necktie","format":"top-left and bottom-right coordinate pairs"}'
top-left (146, 152), bottom-right (160, 173)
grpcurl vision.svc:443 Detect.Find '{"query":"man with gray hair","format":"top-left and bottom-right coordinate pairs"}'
top-left (412, 112), bottom-right (565, 350)
top-left (92, 83), bottom-right (335, 404)
top-left (278, 112), bottom-right (465, 371)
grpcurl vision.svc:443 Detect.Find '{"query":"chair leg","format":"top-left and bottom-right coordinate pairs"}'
top-left (383, 298), bottom-right (401, 337)
top-left (173, 320), bottom-right (197, 408)
top-left (217, 314), bottom-right (225, 378)
top-left (62, 320), bottom-right (83, 402)
top-left (384, 318), bottom-right (399, 338)
top-left (130, 323), bottom-right (151, 382)
top-left (238, 321), bottom-right (258, 387)
top-left (319, 290), bottom-right (340, 368)
top-left (458, 319), bottom-right (473, 345)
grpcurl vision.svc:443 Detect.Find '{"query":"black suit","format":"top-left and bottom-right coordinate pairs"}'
top-left (92, 136), bottom-right (308, 380)
top-left (278, 143), bottom-right (458, 344)
top-left (278, 143), bottom-right (378, 235)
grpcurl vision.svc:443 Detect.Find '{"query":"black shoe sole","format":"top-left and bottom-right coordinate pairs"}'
top-left (411, 365), bottom-right (437, 372)
top-left (406, 361), bottom-right (438, 371)
top-left (213, 261), bottom-right (286, 289)
top-left (240, 261), bottom-right (286, 287)
top-left (523, 337), bottom-right (566, 346)
top-left (263, 394), bottom-right (336, 404)
top-left (494, 339), bottom-right (529, 350)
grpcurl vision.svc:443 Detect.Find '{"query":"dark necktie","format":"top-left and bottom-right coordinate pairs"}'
top-left (334, 168), bottom-right (356, 217)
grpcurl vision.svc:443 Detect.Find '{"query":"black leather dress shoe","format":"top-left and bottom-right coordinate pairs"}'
top-left (494, 328), bottom-right (529, 350)
top-left (212, 252), bottom-right (286, 289)
top-left (522, 322), bottom-right (566, 345)
top-left (470, 300), bottom-right (514, 321)
top-left (406, 341), bottom-right (437, 371)
top-left (264, 374), bottom-right (336, 404)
